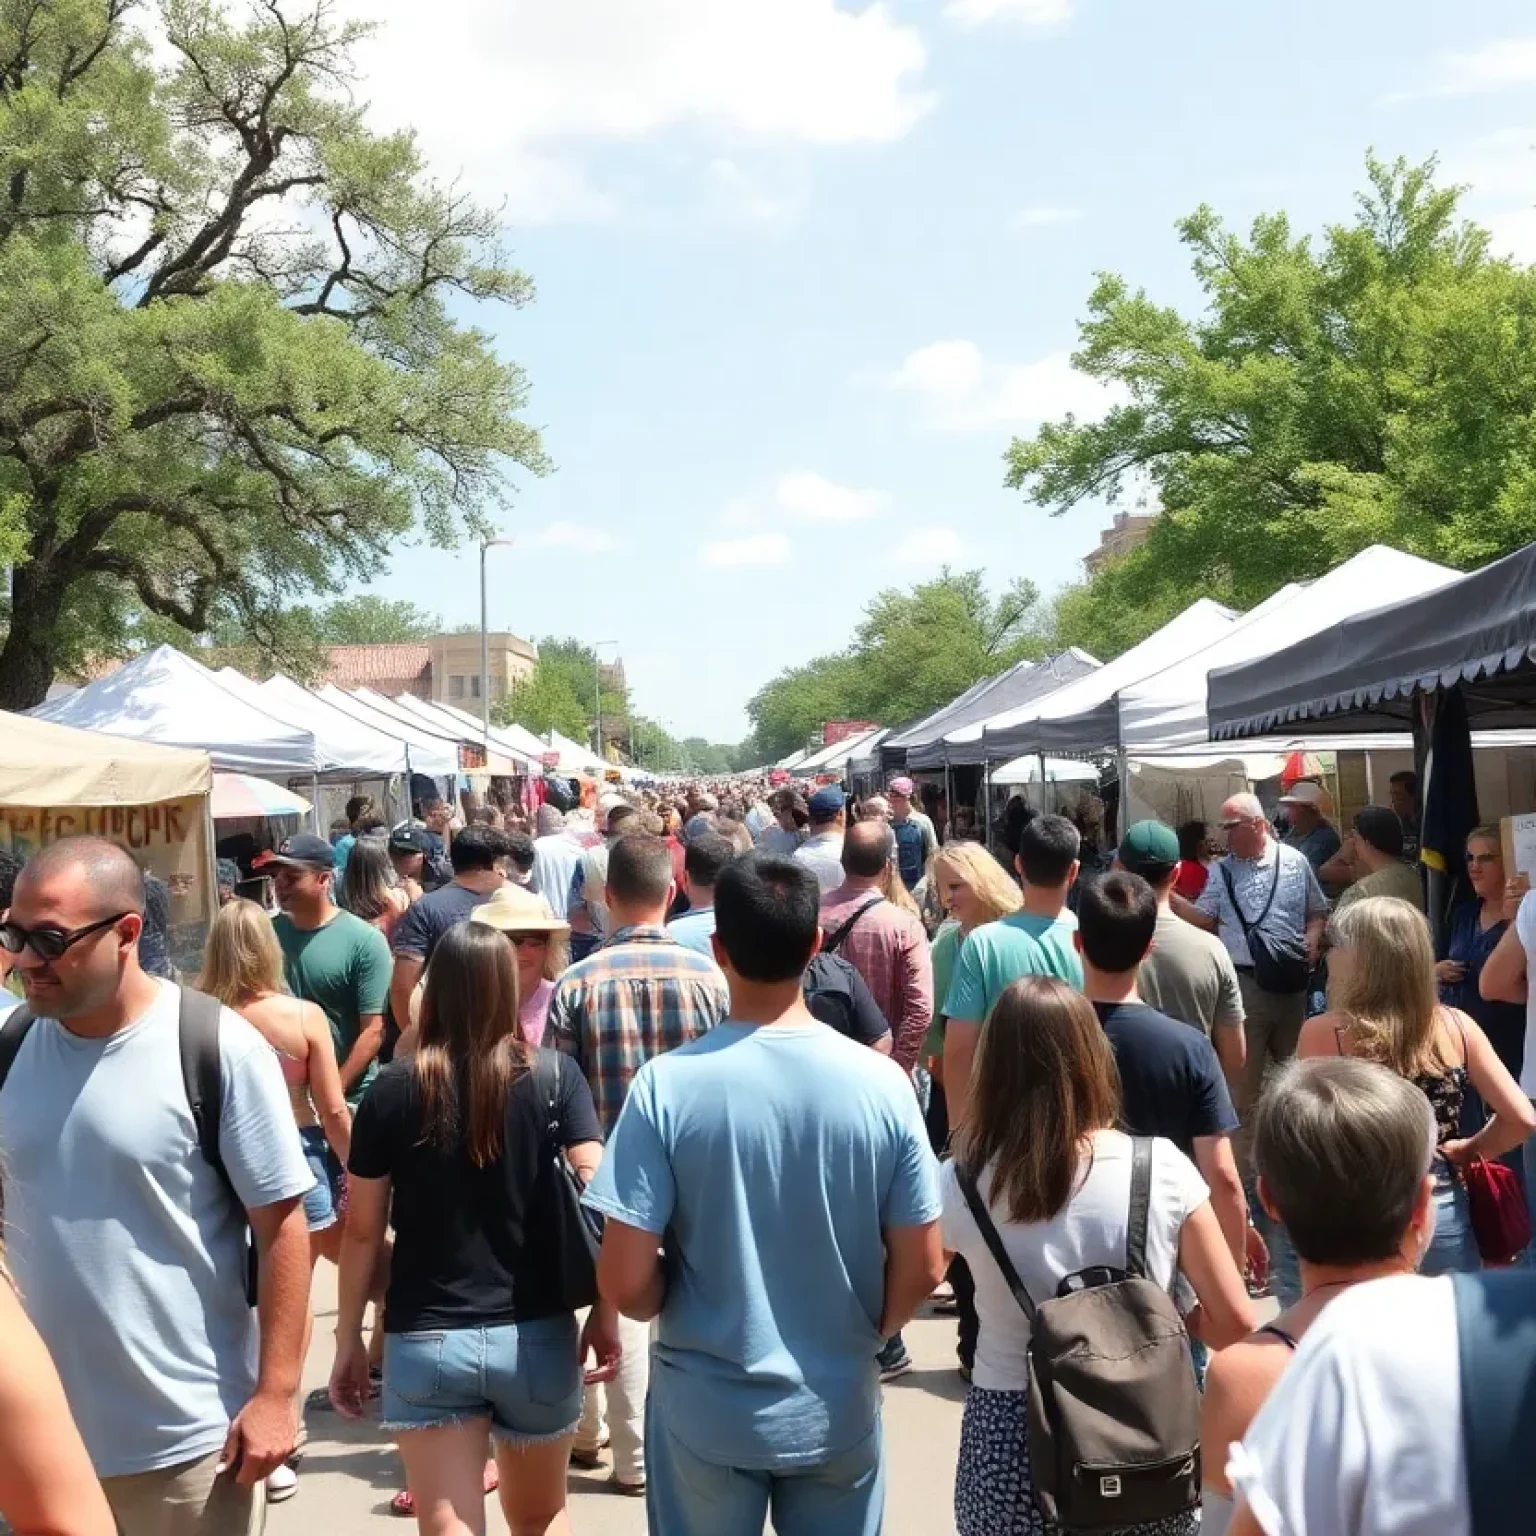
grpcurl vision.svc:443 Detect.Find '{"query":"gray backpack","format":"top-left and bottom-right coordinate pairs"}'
top-left (955, 1138), bottom-right (1201, 1531)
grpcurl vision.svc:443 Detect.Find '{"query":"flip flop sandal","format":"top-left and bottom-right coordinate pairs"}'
top-left (390, 1461), bottom-right (497, 1519)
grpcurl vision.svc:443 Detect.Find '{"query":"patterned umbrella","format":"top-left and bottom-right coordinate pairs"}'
top-left (211, 773), bottom-right (312, 821)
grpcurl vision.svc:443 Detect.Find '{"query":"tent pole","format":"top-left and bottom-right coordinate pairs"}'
top-left (1038, 752), bottom-right (1048, 815)
top-left (944, 759), bottom-right (953, 843)
top-left (1116, 747), bottom-right (1128, 845)
top-left (982, 756), bottom-right (991, 855)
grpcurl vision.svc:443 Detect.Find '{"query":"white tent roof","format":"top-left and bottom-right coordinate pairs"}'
top-left (993, 755), bottom-right (1100, 786)
top-left (384, 695), bottom-right (538, 773)
top-left (211, 668), bottom-right (408, 779)
top-left (343, 690), bottom-right (517, 777)
top-left (314, 687), bottom-right (460, 778)
top-left (1, 710), bottom-right (211, 806)
top-left (1118, 546), bottom-right (1460, 754)
top-left (776, 747), bottom-right (812, 772)
top-left (423, 698), bottom-right (549, 765)
top-left (797, 726), bottom-right (888, 774)
top-left (31, 646), bottom-right (320, 776)
top-left (544, 730), bottom-right (607, 773)
top-left (950, 600), bottom-right (1239, 761)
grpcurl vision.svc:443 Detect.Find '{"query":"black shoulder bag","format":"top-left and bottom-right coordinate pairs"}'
top-left (533, 1048), bottom-right (602, 1311)
top-left (1219, 854), bottom-right (1308, 995)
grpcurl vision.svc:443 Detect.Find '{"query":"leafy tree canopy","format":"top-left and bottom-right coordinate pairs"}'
top-left (312, 595), bottom-right (439, 646)
top-left (743, 568), bottom-right (1049, 762)
top-left (1011, 156), bottom-right (1536, 655)
top-left (0, 0), bottom-right (547, 707)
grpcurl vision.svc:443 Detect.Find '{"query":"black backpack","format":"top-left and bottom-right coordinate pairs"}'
top-left (0, 987), bottom-right (256, 1302)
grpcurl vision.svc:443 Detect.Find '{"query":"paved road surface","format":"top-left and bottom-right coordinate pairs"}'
top-left (275, 1266), bottom-right (967, 1535)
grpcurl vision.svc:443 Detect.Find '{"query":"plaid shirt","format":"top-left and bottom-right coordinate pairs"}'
top-left (543, 924), bottom-right (729, 1134)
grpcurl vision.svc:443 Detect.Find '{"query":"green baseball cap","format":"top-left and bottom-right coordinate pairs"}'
top-left (1118, 819), bottom-right (1180, 879)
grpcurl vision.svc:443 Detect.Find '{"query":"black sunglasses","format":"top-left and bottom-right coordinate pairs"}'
top-left (0, 912), bottom-right (134, 962)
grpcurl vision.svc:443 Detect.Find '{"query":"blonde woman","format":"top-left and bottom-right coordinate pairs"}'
top-left (198, 900), bottom-right (352, 1262)
top-left (1299, 896), bottom-right (1536, 1275)
top-left (0, 1228), bottom-right (115, 1536)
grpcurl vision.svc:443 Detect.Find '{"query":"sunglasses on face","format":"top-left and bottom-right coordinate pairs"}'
top-left (1218, 817), bottom-right (1257, 832)
top-left (0, 912), bottom-right (133, 961)
top-left (506, 933), bottom-right (551, 949)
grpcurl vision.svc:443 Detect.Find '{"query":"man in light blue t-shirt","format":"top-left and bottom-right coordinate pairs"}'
top-left (665, 831), bottom-right (732, 957)
top-left (585, 849), bottom-right (943, 1536)
top-left (943, 812), bottom-right (1084, 1130)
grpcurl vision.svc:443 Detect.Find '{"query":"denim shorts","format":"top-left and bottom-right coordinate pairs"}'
top-left (381, 1315), bottom-right (582, 1445)
top-left (298, 1125), bottom-right (337, 1233)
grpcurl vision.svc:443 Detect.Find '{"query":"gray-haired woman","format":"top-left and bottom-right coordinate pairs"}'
top-left (1200, 1057), bottom-right (1440, 1535)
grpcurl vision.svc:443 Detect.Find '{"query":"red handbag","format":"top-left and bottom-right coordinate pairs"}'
top-left (1462, 1157), bottom-right (1532, 1266)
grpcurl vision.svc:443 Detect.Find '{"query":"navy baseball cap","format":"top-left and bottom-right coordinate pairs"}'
top-left (808, 786), bottom-right (846, 820)
top-left (254, 833), bottom-right (335, 872)
top-left (388, 825), bottom-right (433, 856)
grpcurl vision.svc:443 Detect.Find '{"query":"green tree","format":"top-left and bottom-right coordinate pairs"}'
top-left (1010, 155), bottom-right (1536, 655)
top-left (0, 0), bottom-right (547, 707)
top-left (744, 568), bottom-right (1049, 761)
top-left (312, 595), bottom-right (440, 645)
top-left (494, 657), bottom-right (588, 743)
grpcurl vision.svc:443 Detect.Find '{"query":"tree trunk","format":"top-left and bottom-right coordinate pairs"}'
top-left (0, 562), bottom-right (67, 711)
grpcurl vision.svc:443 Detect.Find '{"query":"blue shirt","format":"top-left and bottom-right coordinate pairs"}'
top-left (583, 1022), bottom-right (941, 1469)
top-left (666, 905), bottom-right (717, 957)
top-left (1442, 900), bottom-right (1526, 1077)
top-left (944, 910), bottom-right (1083, 1024)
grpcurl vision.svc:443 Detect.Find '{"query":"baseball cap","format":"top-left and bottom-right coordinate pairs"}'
top-left (470, 885), bottom-right (570, 936)
top-left (388, 825), bottom-right (432, 856)
top-left (254, 833), bottom-right (335, 872)
top-left (1117, 820), bottom-right (1181, 880)
top-left (1279, 782), bottom-right (1326, 808)
top-left (808, 786), bottom-right (846, 821)
top-left (888, 776), bottom-right (916, 798)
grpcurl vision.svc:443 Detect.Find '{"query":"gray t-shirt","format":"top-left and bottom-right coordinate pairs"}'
top-left (1138, 908), bottom-right (1246, 1039)
top-left (0, 981), bottom-right (313, 1477)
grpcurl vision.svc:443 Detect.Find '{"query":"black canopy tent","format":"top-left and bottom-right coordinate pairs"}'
top-left (1207, 541), bottom-right (1536, 740)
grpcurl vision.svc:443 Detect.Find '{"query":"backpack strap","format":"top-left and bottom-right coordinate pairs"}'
top-left (823, 896), bottom-right (885, 956)
top-left (956, 1164), bottom-right (1037, 1323)
top-left (1454, 1270), bottom-right (1536, 1536)
top-left (534, 1047), bottom-right (563, 1145)
top-left (0, 1006), bottom-right (38, 1095)
top-left (178, 988), bottom-right (231, 1195)
top-left (1125, 1137), bottom-right (1154, 1280)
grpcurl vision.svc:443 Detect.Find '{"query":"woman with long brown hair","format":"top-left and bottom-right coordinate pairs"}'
top-left (1299, 895), bottom-right (1536, 1275)
top-left (942, 976), bottom-right (1256, 1536)
top-left (330, 922), bottom-right (620, 1535)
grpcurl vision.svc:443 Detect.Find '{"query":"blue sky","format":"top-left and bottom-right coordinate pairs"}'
top-left (346, 0), bottom-right (1536, 742)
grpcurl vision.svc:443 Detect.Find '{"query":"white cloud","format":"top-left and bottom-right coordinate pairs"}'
top-left (944, 0), bottom-right (1072, 29)
top-left (1443, 129), bottom-right (1536, 261)
top-left (532, 522), bottom-right (619, 552)
top-left (701, 533), bottom-right (793, 568)
top-left (890, 526), bottom-right (966, 565)
top-left (350, 1), bottom-right (932, 222)
top-left (1014, 205), bottom-right (1081, 229)
top-left (776, 471), bottom-right (887, 522)
top-left (885, 340), bottom-right (1124, 432)
top-left (705, 158), bottom-right (801, 227)
top-left (1421, 38), bottom-right (1536, 97)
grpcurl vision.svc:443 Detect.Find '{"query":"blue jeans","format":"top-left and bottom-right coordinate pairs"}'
top-left (1420, 1164), bottom-right (1482, 1277)
top-left (644, 1396), bottom-right (884, 1536)
top-left (380, 1314), bottom-right (582, 1445)
top-left (1245, 1174), bottom-right (1302, 1308)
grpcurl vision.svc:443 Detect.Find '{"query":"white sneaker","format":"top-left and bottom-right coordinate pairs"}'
top-left (267, 1464), bottom-right (299, 1504)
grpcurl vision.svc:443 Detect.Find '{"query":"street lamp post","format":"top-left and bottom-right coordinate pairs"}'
top-left (479, 536), bottom-right (516, 751)
top-left (592, 639), bottom-right (618, 762)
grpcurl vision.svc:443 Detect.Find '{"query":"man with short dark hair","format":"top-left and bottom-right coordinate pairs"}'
top-left (501, 829), bottom-right (536, 888)
top-left (668, 832), bottom-right (734, 956)
top-left (387, 825), bottom-right (509, 1029)
top-left (1116, 820), bottom-right (1247, 1078)
top-left (1390, 770), bottom-right (1421, 863)
top-left (585, 852), bottom-right (943, 1536)
top-left (545, 832), bottom-right (729, 1495)
top-left (794, 786), bottom-right (848, 894)
top-left (1076, 872), bottom-right (1250, 1274)
top-left (758, 789), bottom-right (808, 857)
top-left (0, 837), bottom-right (313, 1532)
top-left (943, 813), bottom-right (1084, 1129)
top-left (387, 824), bottom-right (431, 901)
top-left (1332, 807), bottom-right (1424, 914)
top-left (569, 801), bottom-right (638, 962)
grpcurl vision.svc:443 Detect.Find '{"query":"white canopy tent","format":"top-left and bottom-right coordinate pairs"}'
top-left (796, 726), bottom-right (888, 776)
top-left (1, 710), bottom-right (211, 805)
top-left (31, 646), bottom-right (320, 776)
top-left (943, 600), bottom-right (1240, 764)
top-left (422, 698), bottom-right (549, 766)
top-left (1117, 546), bottom-right (1460, 754)
top-left (776, 747), bottom-right (812, 772)
top-left (385, 694), bottom-right (538, 773)
top-left (345, 690), bottom-right (520, 778)
top-left (314, 687), bottom-right (460, 779)
top-left (544, 730), bottom-right (608, 774)
top-left (992, 755), bottom-right (1100, 786)
top-left (258, 674), bottom-right (420, 777)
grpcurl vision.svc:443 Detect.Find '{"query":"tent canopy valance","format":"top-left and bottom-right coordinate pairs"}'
top-left (0, 712), bottom-right (211, 806)
top-left (1209, 541), bottom-right (1536, 739)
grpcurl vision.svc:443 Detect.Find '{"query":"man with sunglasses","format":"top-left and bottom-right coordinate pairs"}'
top-left (0, 836), bottom-right (313, 1534)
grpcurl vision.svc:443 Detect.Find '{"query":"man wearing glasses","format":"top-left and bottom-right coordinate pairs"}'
top-left (0, 836), bottom-right (313, 1534)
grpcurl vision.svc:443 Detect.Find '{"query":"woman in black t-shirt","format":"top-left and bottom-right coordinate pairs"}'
top-left (330, 922), bottom-right (620, 1534)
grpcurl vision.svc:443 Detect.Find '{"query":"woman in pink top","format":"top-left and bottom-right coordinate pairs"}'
top-left (468, 885), bottom-right (572, 1045)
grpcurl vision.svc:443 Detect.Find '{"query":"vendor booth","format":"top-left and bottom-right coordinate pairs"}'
top-left (1, 713), bottom-right (216, 974)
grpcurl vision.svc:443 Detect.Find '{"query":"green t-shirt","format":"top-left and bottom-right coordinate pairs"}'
top-left (926, 922), bottom-right (962, 1060)
top-left (943, 909), bottom-right (1083, 1024)
top-left (273, 909), bottom-right (392, 1103)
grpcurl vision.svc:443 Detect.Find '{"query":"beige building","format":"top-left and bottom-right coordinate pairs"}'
top-left (428, 632), bottom-right (538, 708)
top-left (1084, 510), bottom-right (1158, 574)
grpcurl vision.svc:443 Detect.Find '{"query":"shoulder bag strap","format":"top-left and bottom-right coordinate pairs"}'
top-left (0, 1006), bottom-right (37, 1095)
top-left (1220, 853), bottom-right (1283, 935)
top-left (178, 988), bottom-right (235, 1199)
top-left (823, 895), bottom-right (886, 956)
top-left (956, 1164), bottom-right (1037, 1323)
top-left (534, 1047), bottom-right (562, 1145)
top-left (1126, 1137), bottom-right (1154, 1279)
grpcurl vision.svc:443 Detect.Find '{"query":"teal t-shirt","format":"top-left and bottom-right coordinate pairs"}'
top-left (273, 910), bottom-right (392, 1103)
top-left (943, 909), bottom-right (1083, 1023)
top-left (583, 1022), bottom-right (942, 1469)
top-left (926, 922), bottom-right (962, 1059)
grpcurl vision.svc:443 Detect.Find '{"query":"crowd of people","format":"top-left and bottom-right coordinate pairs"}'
top-left (0, 764), bottom-right (1534, 1535)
